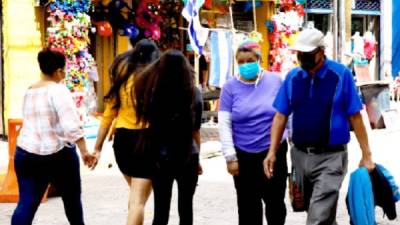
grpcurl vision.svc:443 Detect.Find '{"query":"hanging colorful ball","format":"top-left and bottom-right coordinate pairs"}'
top-left (96, 21), bottom-right (113, 37)
top-left (122, 24), bottom-right (140, 39)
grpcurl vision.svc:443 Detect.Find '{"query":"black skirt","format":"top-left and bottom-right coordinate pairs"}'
top-left (112, 128), bottom-right (155, 179)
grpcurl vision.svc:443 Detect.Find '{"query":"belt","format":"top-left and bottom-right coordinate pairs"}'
top-left (295, 144), bottom-right (346, 154)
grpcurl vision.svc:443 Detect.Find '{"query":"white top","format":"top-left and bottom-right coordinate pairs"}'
top-left (17, 83), bottom-right (84, 155)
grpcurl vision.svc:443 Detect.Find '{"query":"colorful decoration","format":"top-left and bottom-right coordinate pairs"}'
top-left (295, 3), bottom-right (305, 16)
top-left (46, 0), bottom-right (98, 120)
top-left (120, 23), bottom-right (140, 39)
top-left (135, 0), bottom-right (162, 40)
top-left (92, 0), bottom-right (181, 46)
top-left (267, 1), bottom-right (304, 76)
top-left (155, 0), bottom-right (183, 50)
top-left (96, 21), bottom-right (113, 36)
top-left (204, 0), bottom-right (213, 9)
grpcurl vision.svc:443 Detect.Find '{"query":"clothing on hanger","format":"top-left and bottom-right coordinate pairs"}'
top-left (209, 31), bottom-right (233, 88)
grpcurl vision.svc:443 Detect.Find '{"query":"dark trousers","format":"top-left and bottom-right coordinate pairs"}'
top-left (11, 146), bottom-right (84, 225)
top-left (152, 154), bottom-right (199, 225)
top-left (233, 142), bottom-right (288, 225)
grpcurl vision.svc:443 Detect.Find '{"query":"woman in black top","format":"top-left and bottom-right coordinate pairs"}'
top-left (134, 49), bottom-right (203, 225)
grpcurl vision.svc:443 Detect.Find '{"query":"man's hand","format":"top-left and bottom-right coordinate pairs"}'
top-left (349, 112), bottom-right (375, 172)
top-left (227, 161), bottom-right (239, 176)
top-left (359, 155), bottom-right (375, 172)
top-left (263, 152), bottom-right (276, 179)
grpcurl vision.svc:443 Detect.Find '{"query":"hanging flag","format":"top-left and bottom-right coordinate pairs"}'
top-left (182, 0), bottom-right (210, 54)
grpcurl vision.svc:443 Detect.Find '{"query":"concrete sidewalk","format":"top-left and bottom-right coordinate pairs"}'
top-left (1, 129), bottom-right (400, 224)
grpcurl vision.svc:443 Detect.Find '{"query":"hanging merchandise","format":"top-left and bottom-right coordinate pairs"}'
top-left (267, 1), bottom-right (304, 76)
top-left (119, 23), bottom-right (140, 39)
top-left (157, 0), bottom-right (183, 50)
top-left (363, 31), bottom-right (377, 61)
top-left (135, 0), bottom-right (162, 40)
top-left (209, 31), bottom-right (234, 88)
top-left (204, 0), bottom-right (213, 9)
top-left (46, 0), bottom-right (98, 120)
top-left (96, 21), bottom-right (113, 36)
top-left (92, 0), bottom-right (181, 48)
top-left (182, 0), bottom-right (210, 55)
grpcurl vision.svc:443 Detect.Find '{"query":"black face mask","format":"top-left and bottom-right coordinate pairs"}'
top-left (297, 50), bottom-right (321, 71)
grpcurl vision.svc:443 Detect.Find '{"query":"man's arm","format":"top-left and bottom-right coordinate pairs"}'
top-left (349, 112), bottom-right (375, 171)
top-left (263, 112), bottom-right (288, 178)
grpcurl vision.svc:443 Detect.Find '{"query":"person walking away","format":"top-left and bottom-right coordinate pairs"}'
top-left (134, 49), bottom-right (203, 225)
top-left (218, 40), bottom-right (288, 225)
top-left (11, 48), bottom-right (96, 225)
top-left (92, 39), bottom-right (160, 225)
top-left (263, 28), bottom-right (375, 225)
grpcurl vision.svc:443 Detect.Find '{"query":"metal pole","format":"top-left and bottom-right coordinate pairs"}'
top-left (339, 0), bottom-right (347, 63)
top-left (333, 0), bottom-right (338, 61)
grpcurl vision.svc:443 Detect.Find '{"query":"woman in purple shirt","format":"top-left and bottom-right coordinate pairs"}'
top-left (218, 40), bottom-right (288, 225)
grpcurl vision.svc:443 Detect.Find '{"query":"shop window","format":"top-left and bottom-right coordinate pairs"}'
top-left (307, 14), bottom-right (331, 34)
top-left (351, 17), bottom-right (364, 35)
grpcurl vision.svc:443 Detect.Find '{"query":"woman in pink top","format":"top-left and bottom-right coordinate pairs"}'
top-left (11, 48), bottom-right (96, 225)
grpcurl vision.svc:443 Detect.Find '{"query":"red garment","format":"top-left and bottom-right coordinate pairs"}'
top-left (204, 0), bottom-right (212, 9)
top-left (364, 39), bottom-right (376, 61)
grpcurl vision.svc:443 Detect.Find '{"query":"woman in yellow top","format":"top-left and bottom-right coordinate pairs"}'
top-left (93, 39), bottom-right (160, 225)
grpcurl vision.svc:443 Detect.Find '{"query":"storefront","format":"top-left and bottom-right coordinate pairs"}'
top-left (305, 0), bottom-right (381, 81)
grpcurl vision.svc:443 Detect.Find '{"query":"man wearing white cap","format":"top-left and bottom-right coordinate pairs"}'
top-left (263, 28), bottom-right (375, 225)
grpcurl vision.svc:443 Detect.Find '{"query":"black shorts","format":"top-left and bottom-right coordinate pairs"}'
top-left (113, 128), bottom-right (155, 179)
top-left (199, 55), bottom-right (208, 72)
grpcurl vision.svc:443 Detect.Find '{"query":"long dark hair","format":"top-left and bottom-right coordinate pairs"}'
top-left (105, 39), bottom-right (160, 109)
top-left (134, 49), bottom-right (196, 159)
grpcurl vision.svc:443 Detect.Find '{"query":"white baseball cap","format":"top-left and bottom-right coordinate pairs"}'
top-left (290, 28), bottom-right (326, 52)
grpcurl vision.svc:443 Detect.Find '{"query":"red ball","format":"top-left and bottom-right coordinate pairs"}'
top-left (96, 21), bottom-right (113, 37)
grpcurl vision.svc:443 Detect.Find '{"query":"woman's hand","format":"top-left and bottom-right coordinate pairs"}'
top-left (80, 151), bottom-right (97, 170)
top-left (198, 163), bottom-right (203, 175)
top-left (227, 161), bottom-right (239, 176)
top-left (89, 150), bottom-right (101, 170)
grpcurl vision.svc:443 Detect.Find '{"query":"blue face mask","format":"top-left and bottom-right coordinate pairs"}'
top-left (239, 62), bottom-right (260, 80)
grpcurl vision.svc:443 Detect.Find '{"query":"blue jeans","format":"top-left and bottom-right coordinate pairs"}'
top-left (11, 146), bottom-right (84, 225)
